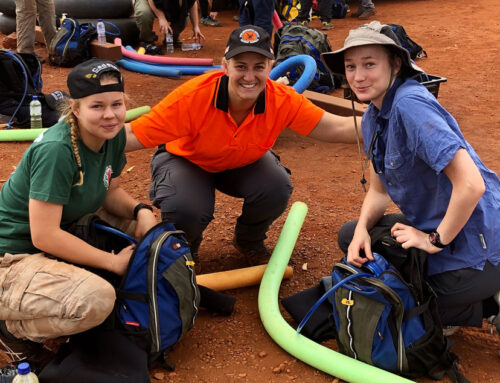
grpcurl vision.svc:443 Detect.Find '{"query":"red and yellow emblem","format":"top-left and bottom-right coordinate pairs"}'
top-left (239, 28), bottom-right (260, 44)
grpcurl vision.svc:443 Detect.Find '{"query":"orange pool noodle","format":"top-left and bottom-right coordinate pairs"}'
top-left (196, 264), bottom-right (293, 291)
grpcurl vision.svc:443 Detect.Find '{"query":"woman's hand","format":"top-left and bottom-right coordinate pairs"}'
top-left (347, 227), bottom-right (373, 267)
top-left (134, 209), bottom-right (157, 240)
top-left (158, 16), bottom-right (172, 35)
top-left (192, 25), bottom-right (205, 42)
top-left (390, 222), bottom-right (442, 254)
top-left (109, 245), bottom-right (135, 275)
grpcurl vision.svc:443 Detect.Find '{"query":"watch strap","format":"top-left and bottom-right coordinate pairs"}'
top-left (133, 203), bottom-right (153, 219)
top-left (429, 230), bottom-right (446, 248)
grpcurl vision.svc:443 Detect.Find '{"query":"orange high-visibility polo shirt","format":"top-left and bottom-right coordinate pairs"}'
top-left (130, 70), bottom-right (324, 172)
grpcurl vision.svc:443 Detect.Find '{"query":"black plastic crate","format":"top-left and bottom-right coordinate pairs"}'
top-left (343, 74), bottom-right (447, 101)
top-left (416, 74), bottom-right (447, 99)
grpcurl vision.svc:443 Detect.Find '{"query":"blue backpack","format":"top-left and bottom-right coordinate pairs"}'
top-left (298, 253), bottom-right (426, 372)
top-left (331, 0), bottom-right (348, 19)
top-left (94, 221), bottom-right (200, 366)
top-left (48, 18), bottom-right (97, 67)
top-left (295, 234), bottom-right (469, 382)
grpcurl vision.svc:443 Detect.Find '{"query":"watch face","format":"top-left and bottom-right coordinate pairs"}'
top-left (429, 231), bottom-right (444, 248)
top-left (429, 232), bottom-right (437, 244)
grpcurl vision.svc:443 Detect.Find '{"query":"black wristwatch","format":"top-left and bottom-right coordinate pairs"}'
top-left (133, 203), bottom-right (153, 219)
top-left (429, 230), bottom-right (446, 248)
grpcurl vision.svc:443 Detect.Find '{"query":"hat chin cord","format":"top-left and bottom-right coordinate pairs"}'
top-left (350, 68), bottom-right (398, 193)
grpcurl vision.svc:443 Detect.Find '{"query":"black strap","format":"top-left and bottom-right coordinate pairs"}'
top-left (117, 290), bottom-right (148, 302)
top-left (403, 297), bottom-right (430, 321)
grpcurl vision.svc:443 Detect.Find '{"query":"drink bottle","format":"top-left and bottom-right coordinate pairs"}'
top-left (97, 19), bottom-right (106, 45)
top-left (30, 95), bottom-right (42, 129)
top-left (12, 362), bottom-right (39, 383)
top-left (181, 43), bottom-right (202, 51)
top-left (165, 33), bottom-right (174, 53)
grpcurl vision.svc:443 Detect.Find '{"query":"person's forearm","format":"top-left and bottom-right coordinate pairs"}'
top-left (34, 228), bottom-right (115, 271)
top-left (356, 170), bottom-right (391, 232)
top-left (102, 184), bottom-right (139, 220)
top-left (356, 189), bottom-right (390, 232)
top-left (189, 1), bottom-right (200, 26)
top-left (308, 112), bottom-right (362, 144)
top-left (148, 0), bottom-right (166, 20)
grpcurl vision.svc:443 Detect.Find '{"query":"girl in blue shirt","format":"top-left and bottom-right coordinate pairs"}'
top-left (322, 21), bottom-right (500, 333)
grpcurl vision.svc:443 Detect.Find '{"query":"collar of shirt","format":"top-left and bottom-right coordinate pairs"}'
top-left (213, 75), bottom-right (266, 115)
top-left (365, 78), bottom-right (404, 173)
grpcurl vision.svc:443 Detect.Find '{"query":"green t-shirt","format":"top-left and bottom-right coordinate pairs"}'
top-left (0, 121), bottom-right (126, 254)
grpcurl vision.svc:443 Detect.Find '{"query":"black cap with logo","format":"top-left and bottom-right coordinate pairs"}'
top-left (67, 58), bottom-right (124, 99)
top-left (224, 25), bottom-right (274, 60)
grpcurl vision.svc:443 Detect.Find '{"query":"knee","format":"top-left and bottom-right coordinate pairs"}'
top-left (258, 180), bottom-right (293, 213)
top-left (337, 220), bottom-right (357, 254)
top-left (68, 275), bottom-right (116, 330)
top-left (160, 199), bottom-right (214, 234)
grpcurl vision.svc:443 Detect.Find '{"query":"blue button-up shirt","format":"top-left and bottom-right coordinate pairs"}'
top-left (362, 78), bottom-right (500, 275)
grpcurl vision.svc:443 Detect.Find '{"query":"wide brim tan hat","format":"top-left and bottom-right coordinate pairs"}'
top-left (321, 21), bottom-right (423, 78)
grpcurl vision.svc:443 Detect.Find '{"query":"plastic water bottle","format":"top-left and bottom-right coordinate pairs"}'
top-left (30, 95), bottom-right (42, 129)
top-left (166, 33), bottom-right (174, 53)
top-left (181, 43), bottom-right (202, 51)
top-left (12, 362), bottom-right (39, 382)
top-left (97, 19), bottom-right (106, 45)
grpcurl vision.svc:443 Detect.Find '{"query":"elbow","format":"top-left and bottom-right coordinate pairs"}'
top-left (30, 230), bottom-right (54, 253)
top-left (30, 231), bottom-right (46, 251)
top-left (466, 176), bottom-right (485, 203)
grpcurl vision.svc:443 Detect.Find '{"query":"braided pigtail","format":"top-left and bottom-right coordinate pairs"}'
top-left (68, 113), bottom-right (84, 186)
top-left (59, 99), bottom-right (84, 186)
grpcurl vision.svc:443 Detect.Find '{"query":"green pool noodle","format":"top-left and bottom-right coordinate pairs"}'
top-left (258, 201), bottom-right (415, 383)
top-left (124, 105), bottom-right (151, 122)
top-left (0, 106), bottom-right (151, 142)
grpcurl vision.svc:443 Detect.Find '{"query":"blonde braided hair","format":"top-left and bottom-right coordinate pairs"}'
top-left (58, 100), bottom-right (84, 186)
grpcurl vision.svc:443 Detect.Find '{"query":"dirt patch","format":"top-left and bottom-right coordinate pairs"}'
top-left (1, 0), bottom-right (499, 382)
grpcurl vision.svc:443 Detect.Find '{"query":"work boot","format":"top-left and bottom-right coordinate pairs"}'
top-left (201, 16), bottom-right (221, 27)
top-left (358, 8), bottom-right (376, 20)
top-left (487, 290), bottom-right (500, 337)
top-left (442, 325), bottom-right (460, 337)
top-left (232, 237), bottom-right (271, 267)
top-left (0, 321), bottom-right (54, 375)
top-left (321, 21), bottom-right (334, 30)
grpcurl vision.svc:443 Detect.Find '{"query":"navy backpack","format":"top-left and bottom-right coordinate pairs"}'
top-left (95, 222), bottom-right (200, 365)
top-left (291, 230), bottom-right (470, 383)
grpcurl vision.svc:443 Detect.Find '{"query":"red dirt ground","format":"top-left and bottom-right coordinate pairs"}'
top-left (1, 0), bottom-right (499, 382)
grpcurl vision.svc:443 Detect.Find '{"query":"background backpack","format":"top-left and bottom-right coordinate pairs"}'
top-left (274, 24), bottom-right (337, 93)
top-left (388, 23), bottom-right (427, 59)
top-left (49, 18), bottom-right (97, 67)
top-left (331, 0), bottom-right (348, 19)
top-left (0, 49), bottom-right (60, 128)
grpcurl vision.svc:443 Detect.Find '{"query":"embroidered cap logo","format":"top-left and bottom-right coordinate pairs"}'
top-left (239, 29), bottom-right (260, 44)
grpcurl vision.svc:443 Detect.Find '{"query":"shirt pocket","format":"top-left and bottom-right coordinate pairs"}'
top-left (384, 151), bottom-right (412, 188)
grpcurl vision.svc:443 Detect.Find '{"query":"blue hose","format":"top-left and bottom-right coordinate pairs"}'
top-left (269, 54), bottom-right (316, 94)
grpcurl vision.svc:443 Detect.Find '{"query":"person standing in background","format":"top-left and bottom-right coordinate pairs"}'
top-left (238, 0), bottom-right (275, 37)
top-left (296, 0), bottom-right (334, 30)
top-left (14, 0), bottom-right (57, 55)
top-left (200, 0), bottom-right (221, 26)
top-left (350, 0), bottom-right (376, 20)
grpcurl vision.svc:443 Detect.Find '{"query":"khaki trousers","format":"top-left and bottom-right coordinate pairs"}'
top-left (0, 210), bottom-right (136, 342)
top-left (14, 0), bottom-right (57, 53)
